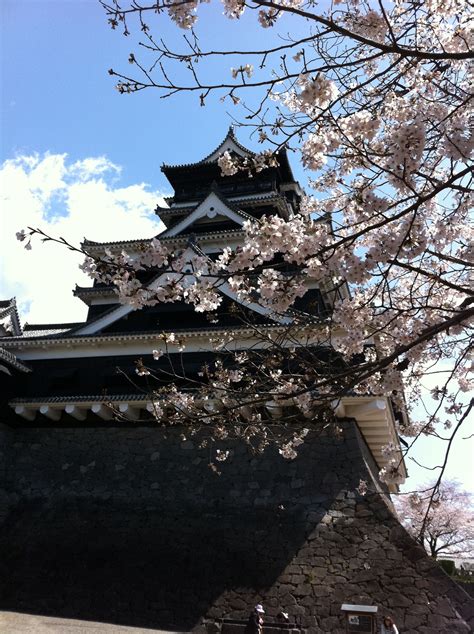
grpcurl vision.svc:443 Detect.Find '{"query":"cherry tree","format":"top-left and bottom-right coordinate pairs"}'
top-left (18, 0), bottom-right (473, 485)
top-left (396, 480), bottom-right (474, 559)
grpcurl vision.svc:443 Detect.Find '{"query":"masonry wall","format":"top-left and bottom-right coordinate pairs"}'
top-left (0, 421), bottom-right (471, 633)
top-left (0, 423), bottom-right (13, 524)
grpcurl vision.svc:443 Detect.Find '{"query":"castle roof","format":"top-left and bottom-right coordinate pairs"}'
top-left (82, 228), bottom-right (246, 255)
top-left (22, 323), bottom-right (86, 338)
top-left (156, 192), bottom-right (289, 218)
top-left (0, 297), bottom-right (22, 337)
top-left (0, 347), bottom-right (31, 374)
top-left (158, 189), bottom-right (258, 239)
top-left (161, 126), bottom-right (254, 172)
top-left (83, 184), bottom-right (287, 255)
top-left (160, 128), bottom-right (296, 191)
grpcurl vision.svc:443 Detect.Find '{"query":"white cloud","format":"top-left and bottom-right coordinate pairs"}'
top-left (27, 153), bottom-right (68, 204)
top-left (70, 156), bottom-right (121, 182)
top-left (0, 152), bottom-right (165, 324)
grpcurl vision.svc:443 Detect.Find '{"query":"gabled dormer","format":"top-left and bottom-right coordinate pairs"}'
top-left (159, 188), bottom-right (255, 238)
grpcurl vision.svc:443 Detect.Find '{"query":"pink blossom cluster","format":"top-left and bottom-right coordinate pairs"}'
top-left (296, 74), bottom-right (339, 113)
top-left (395, 481), bottom-right (474, 557)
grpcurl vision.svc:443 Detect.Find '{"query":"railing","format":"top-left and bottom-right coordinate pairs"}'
top-left (216, 618), bottom-right (301, 634)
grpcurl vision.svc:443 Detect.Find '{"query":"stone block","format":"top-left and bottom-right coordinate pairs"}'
top-left (427, 613), bottom-right (448, 629)
top-left (433, 598), bottom-right (457, 619)
top-left (403, 614), bottom-right (425, 630)
top-left (294, 584), bottom-right (312, 597)
top-left (313, 586), bottom-right (331, 598)
top-left (279, 594), bottom-right (297, 606)
top-left (369, 548), bottom-right (386, 559)
top-left (321, 616), bottom-right (341, 630)
top-left (388, 593), bottom-right (413, 608)
top-left (291, 574), bottom-right (304, 584)
top-left (311, 567), bottom-right (326, 578)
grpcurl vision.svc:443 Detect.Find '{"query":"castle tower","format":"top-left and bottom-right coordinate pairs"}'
top-left (0, 130), bottom-right (471, 633)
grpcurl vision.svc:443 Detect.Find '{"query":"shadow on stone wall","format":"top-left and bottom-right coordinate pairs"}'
top-left (0, 424), bottom-right (347, 630)
top-left (1, 423), bottom-right (472, 633)
top-left (0, 499), bottom-right (322, 631)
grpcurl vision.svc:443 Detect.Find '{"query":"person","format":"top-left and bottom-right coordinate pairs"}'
top-left (245, 604), bottom-right (265, 634)
top-left (380, 615), bottom-right (399, 634)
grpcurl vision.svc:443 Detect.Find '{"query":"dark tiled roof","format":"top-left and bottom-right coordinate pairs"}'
top-left (80, 228), bottom-right (247, 252)
top-left (10, 394), bottom-right (152, 405)
top-left (156, 204), bottom-right (197, 216)
top-left (83, 236), bottom-right (153, 248)
top-left (74, 285), bottom-right (116, 296)
top-left (161, 127), bottom-right (254, 171)
top-left (156, 190), bottom-right (286, 215)
top-left (0, 347), bottom-right (31, 373)
top-left (81, 228), bottom-right (246, 248)
top-left (14, 322), bottom-right (86, 338)
top-left (0, 297), bottom-right (23, 337)
top-left (157, 192), bottom-right (289, 219)
top-left (1, 323), bottom-right (281, 345)
top-left (197, 126), bottom-right (255, 164)
top-left (24, 322), bottom-right (85, 331)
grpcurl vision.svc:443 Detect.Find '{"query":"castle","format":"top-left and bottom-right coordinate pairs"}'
top-left (0, 130), bottom-right (471, 633)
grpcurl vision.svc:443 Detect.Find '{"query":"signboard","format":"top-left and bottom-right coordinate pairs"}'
top-left (341, 604), bottom-right (377, 634)
top-left (347, 614), bottom-right (373, 632)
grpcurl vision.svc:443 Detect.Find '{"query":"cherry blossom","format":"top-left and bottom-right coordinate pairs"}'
top-left (395, 481), bottom-right (474, 558)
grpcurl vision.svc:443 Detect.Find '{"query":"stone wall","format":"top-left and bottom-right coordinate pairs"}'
top-left (0, 423), bottom-right (14, 523)
top-left (2, 423), bottom-right (375, 508)
top-left (0, 421), bottom-right (471, 633)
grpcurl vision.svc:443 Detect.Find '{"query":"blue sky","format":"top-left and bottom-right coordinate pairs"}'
top-left (1, 0), bottom-right (306, 189)
top-left (2, 0), bottom-right (224, 189)
top-left (1, 0), bottom-right (472, 496)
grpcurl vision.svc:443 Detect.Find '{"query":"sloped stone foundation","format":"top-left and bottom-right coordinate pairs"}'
top-left (0, 421), bottom-right (471, 632)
